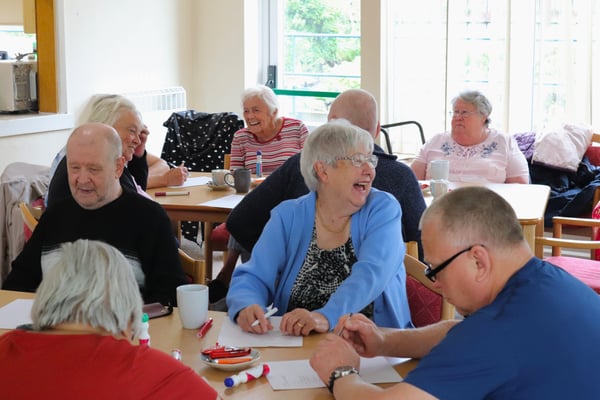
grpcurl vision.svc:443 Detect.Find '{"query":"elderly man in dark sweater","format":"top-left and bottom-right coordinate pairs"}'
top-left (210, 89), bottom-right (426, 302)
top-left (4, 123), bottom-right (187, 305)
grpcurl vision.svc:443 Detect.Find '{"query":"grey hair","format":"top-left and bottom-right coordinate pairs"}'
top-left (241, 85), bottom-right (280, 115)
top-left (31, 239), bottom-right (143, 336)
top-left (77, 94), bottom-right (139, 126)
top-left (300, 119), bottom-right (374, 191)
top-left (420, 186), bottom-right (524, 249)
top-left (328, 89), bottom-right (379, 136)
top-left (451, 90), bottom-right (493, 126)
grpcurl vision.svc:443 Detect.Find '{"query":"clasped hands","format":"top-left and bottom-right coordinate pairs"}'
top-left (236, 304), bottom-right (329, 336)
top-left (310, 313), bottom-right (386, 386)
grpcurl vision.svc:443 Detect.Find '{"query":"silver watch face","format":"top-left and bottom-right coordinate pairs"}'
top-left (334, 366), bottom-right (357, 377)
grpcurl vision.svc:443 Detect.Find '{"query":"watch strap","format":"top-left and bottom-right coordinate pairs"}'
top-left (328, 366), bottom-right (358, 393)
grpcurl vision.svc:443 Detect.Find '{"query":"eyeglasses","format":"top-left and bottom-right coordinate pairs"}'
top-left (424, 245), bottom-right (478, 282)
top-left (336, 153), bottom-right (378, 169)
top-left (449, 110), bottom-right (481, 119)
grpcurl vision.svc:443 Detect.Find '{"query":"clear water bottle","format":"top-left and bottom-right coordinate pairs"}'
top-left (256, 150), bottom-right (263, 177)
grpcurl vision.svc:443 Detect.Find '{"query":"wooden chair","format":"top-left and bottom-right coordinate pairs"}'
top-left (535, 216), bottom-right (600, 294)
top-left (208, 152), bottom-right (232, 263)
top-left (404, 244), bottom-right (456, 327)
top-left (589, 133), bottom-right (600, 208)
top-left (178, 248), bottom-right (206, 284)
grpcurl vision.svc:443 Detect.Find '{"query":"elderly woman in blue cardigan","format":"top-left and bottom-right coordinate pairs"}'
top-left (227, 119), bottom-right (411, 336)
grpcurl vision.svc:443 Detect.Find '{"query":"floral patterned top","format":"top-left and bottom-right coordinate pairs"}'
top-left (414, 128), bottom-right (529, 183)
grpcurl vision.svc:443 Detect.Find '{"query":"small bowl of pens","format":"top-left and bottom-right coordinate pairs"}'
top-left (200, 344), bottom-right (261, 371)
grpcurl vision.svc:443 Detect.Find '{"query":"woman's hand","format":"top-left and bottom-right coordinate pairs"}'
top-left (280, 309), bottom-right (329, 336)
top-left (163, 166), bottom-right (188, 186)
top-left (236, 304), bottom-right (274, 334)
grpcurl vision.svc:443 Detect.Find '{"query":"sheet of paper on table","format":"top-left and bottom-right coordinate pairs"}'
top-left (266, 356), bottom-right (406, 390)
top-left (0, 299), bottom-right (33, 329)
top-left (217, 316), bottom-right (302, 348)
top-left (199, 194), bottom-right (245, 209)
top-left (169, 176), bottom-right (211, 188)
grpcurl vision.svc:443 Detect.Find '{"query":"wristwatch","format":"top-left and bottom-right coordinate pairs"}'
top-left (328, 365), bottom-right (359, 393)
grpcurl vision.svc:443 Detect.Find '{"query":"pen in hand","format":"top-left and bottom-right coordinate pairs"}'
top-left (250, 305), bottom-right (278, 327)
top-left (337, 313), bottom-right (353, 336)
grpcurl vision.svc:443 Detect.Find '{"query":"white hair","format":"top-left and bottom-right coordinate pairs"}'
top-left (31, 239), bottom-right (143, 336)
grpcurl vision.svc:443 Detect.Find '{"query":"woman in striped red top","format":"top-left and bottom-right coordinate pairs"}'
top-left (230, 85), bottom-right (309, 174)
top-left (209, 86), bottom-right (309, 306)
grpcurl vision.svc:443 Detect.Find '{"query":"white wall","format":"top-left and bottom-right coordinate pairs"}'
top-left (189, 0), bottom-right (248, 114)
top-left (0, 0), bottom-right (382, 172)
top-left (0, 0), bottom-right (199, 172)
top-left (0, 0), bottom-right (23, 25)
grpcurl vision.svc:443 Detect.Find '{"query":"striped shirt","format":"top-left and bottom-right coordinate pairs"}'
top-left (230, 117), bottom-right (309, 174)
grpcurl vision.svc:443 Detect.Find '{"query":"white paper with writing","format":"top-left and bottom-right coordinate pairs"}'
top-left (0, 299), bottom-right (33, 329)
top-left (266, 356), bottom-right (405, 390)
top-left (199, 194), bottom-right (245, 209)
top-left (169, 176), bottom-right (211, 188)
top-left (217, 316), bottom-right (302, 347)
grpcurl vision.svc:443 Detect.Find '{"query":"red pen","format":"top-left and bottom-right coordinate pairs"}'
top-left (155, 191), bottom-right (190, 197)
top-left (197, 318), bottom-right (214, 338)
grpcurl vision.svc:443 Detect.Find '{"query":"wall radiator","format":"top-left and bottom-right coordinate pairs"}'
top-left (123, 86), bottom-right (187, 113)
top-left (121, 86), bottom-right (188, 154)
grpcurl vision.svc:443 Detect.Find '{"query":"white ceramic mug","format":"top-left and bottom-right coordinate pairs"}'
top-left (430, 179), bottom-right (449, 200)
top-left (429, 159), bottom-right (450, 181)
top-left (176, 284), bottom-right (209, 329)
top-left (211, 169), bottom-right (230, 187)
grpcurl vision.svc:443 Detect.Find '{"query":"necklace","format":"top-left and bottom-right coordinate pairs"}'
top-left (316, 200), bottom-right (350, 234)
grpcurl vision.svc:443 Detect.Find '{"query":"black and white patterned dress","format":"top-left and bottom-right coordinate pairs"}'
top-left (287, 226), bottom-right (374, 319)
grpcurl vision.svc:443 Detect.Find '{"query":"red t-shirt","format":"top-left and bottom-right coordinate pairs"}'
top-left (0, 330), bottom-right (218, 400)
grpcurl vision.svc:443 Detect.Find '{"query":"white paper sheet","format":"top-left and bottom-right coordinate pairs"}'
top-left (266, 357), bottom-right (404, 390)
top-left (217, 316), bottom-right (303, 348)
top-left (199, 194), bottom-right (245, 209)
top-left (169, 176), bottom-right (211, 188)
top-left (0, 299), bottom-right (33, 329)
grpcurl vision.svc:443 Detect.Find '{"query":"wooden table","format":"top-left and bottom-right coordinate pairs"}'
top-left (0, 290), bottom-right (418, 399)
top-left (423, 182), bottom-right (550, 253)
top-left (147, 173), bottom-right (243, 280)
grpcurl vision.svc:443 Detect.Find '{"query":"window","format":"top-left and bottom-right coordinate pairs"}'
top-left (384, 0), bottom-right (600, 156)
top-left (0, 25), bottom-right (36, 60)
top-left (267, 0), bottom-right (361, 126)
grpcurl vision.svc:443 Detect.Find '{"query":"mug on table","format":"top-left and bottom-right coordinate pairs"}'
top-left (211, 169), bottom-right (230, 187)
top-left (225, 168), bottom-right (251, 193)
top-left (176, 284), bottom-right (209, 329)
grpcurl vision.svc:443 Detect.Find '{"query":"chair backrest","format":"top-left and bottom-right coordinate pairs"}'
top-left (404, 253), bottom-right (455, 327)
top-left (536, 216), bottom-right (600, 294)
top-left (535, 216), bottom-right (600, 259)
top-left (161, 110), bottom-right (244, 172)
top-left (178, 248), bottom-right (206, 284)
top-left (224, 153), bottom-right (231, 170)
top-left (380, 120), bottom-right (425, 154)
top-left (405, 240), bottom-right (419, 259)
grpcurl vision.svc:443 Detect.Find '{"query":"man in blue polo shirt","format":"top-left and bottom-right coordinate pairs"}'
top-left (311, 186), bottom-right (600, 399)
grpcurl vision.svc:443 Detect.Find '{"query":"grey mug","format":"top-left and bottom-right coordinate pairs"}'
top-left (225, 168), bottom-right (251, 193)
